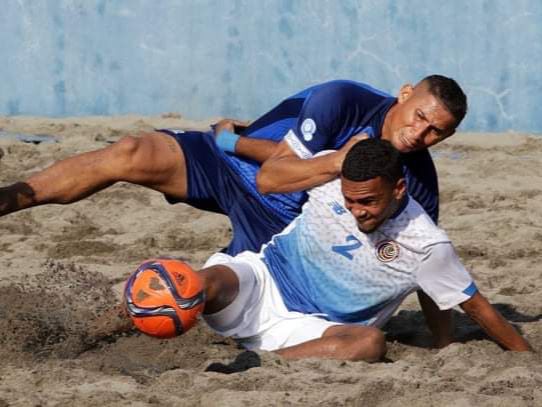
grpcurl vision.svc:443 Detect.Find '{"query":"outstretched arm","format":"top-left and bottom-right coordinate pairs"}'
top-left (213, 118), bottom-right (368, 193)
top-left (417, 290), bottom-right (454, 348)
top-left (460, 292), bottom-right (532, 351)
top-left (417, 243), bottom-right (532, 352)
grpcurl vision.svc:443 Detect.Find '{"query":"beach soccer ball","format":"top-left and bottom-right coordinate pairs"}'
top-left (124, 259), bottom-right (205, 338)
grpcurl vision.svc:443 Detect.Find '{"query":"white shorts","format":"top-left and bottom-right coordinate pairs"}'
top-left (202, 251), bottom-right (341, 352)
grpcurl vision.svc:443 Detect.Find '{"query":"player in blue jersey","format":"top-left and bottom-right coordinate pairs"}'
top-left (164, 139), bottom-right (532, 361)
top-left (0, 75), bottom-right (465, 256)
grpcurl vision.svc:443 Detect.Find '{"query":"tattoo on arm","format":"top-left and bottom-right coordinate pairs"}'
top-left (0, 182), bottom-right (37, 215)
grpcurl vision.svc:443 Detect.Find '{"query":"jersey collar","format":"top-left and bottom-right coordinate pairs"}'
top-left (389, 195), bottom-right (409, 219)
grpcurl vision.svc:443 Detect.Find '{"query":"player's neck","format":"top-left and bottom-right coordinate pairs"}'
top-left (381, 103), bottom-right (397, 141)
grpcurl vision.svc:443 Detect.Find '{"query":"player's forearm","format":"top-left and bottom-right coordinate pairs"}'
top-left (234, 137), bottom-right (279, 163)
top-left (461, 293), bottom-right (532, 351)
top-left (472, 311), bottom-right (531, 351)
top-left (429, 312), bottom-right (454, 348)
top-left (256, 153), bottom-right (342, 194)
top-left (417, 291), bottom-right (454, 348)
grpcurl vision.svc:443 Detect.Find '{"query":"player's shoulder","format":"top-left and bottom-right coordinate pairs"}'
top-left (301, 176), bottom-right (347, 220)
top-left (401, 148), bottom-right (438, 186)
top-left (307, 173), bottom-right (342, 198)
top-left (306, 151), bottom-right (341, 195)
top-left (402, 147), bottom-right (436, 169)
top-left (385, 197), bottom-right (450, 247)
top-left (405, 198), bottom-right (447, 237)
top-left (308, 80), bottom-right (391, 101)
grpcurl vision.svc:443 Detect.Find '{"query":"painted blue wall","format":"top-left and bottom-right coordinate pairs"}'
top-left (1, 0), bottom-right (541, 132)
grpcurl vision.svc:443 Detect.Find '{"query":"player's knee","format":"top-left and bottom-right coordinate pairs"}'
top-left (110, 135), bottom-right (143, 171)
top-left (108, 133), bottom-right (183, 186)
top-left (349, 327), bottom-right (387, 362)
top-left (199, 265), bottom-right (240, 314)
top-left (363, 328), bottom-right (387, 362)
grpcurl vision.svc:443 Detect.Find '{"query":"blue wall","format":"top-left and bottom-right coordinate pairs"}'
top-left (2, 0), bottom-right (541, 132)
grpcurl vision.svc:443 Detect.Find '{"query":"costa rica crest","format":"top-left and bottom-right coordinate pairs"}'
top-left (376, 240), bottom-right (400, 262)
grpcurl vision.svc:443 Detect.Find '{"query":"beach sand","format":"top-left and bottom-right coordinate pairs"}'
top-left (0, 115), bottom-right (541, 406)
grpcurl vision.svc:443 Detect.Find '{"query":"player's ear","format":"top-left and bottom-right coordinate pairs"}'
top-left (397, 84), bottom-right (414, 104)
top-left (393, 178), bottom-right (407, 200)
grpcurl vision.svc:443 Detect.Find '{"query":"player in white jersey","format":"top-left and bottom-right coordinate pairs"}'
top-left (137, 138), bottom-right (533, 361)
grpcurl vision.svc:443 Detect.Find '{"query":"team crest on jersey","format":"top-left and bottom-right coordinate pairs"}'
top-left (301, 118), bottom-right (316, 141)
top-left (376, 240), bottom-right (400, 262)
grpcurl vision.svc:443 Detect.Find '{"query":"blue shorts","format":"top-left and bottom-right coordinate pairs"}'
top-left (159, 129), bottom-right (290, 256)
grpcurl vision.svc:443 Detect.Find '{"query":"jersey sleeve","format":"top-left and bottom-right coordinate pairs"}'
top-left (416, 243), bottom-right (477, 310)
top-left (284, 85), bottom-right (344, 159)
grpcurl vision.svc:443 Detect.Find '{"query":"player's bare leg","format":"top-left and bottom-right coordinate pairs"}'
top-left (276, 324), bottom-right (387, 362)
top-left (192, 266), bottom-right (387, 362)
top-left (0, 131), bottom-right (188, 217)
top-left (199, 265), bottom-right (240, 314)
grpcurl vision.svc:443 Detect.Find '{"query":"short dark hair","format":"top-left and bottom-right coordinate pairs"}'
top-left (421, 74), bottom-right (467, 125)
top-left (341, 138), bottom-right (403, 184)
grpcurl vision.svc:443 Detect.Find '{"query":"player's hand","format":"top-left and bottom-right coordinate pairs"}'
top-left (432, 336), bottom-right (454, 349)
top-left (212, 118), bottom-right (251, 137)
top-left (332, 133), bottom-right (370, 171)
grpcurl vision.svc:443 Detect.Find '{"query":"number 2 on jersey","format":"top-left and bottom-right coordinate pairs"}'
top-left (331, 235), bottom-right (363, 260)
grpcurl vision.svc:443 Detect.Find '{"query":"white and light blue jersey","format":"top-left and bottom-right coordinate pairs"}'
top-left (261, 178), bottom-right (476, 326)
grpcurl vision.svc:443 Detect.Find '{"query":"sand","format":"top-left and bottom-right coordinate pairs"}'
top-left (0, 115), bottom-right (541, 406)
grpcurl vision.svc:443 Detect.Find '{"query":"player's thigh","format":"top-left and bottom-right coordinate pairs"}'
top-left (267, 316), bottom-right (341, 350)
top-left (110, 131), bottom-right (188, 197)
top-left (322, 324), bottom-right (385, 343)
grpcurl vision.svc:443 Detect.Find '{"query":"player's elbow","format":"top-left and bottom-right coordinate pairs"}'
top-left (353, 329), bottom-right (387, 362)
top-left (256, 168), bottom-right (277, 194)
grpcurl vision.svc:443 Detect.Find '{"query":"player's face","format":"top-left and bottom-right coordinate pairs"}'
top-left (341, 176), bottom-right (406, 233)
top-left (382, 83), bottom-right (457, 153)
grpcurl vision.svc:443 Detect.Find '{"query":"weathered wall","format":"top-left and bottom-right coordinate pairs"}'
top-left (2, 0), bottom-right (541, 132)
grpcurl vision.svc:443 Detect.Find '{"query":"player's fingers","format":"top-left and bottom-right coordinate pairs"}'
top-left (213, 119), bottom-right (236, 134)
top-left (237, 119), bottom-right (251, 126)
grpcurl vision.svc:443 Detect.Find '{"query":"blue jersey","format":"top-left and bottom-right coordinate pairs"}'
top-left (223, 80), bottom-right (439, 224)
top-left (260, 178), bottom-right (475, 326)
